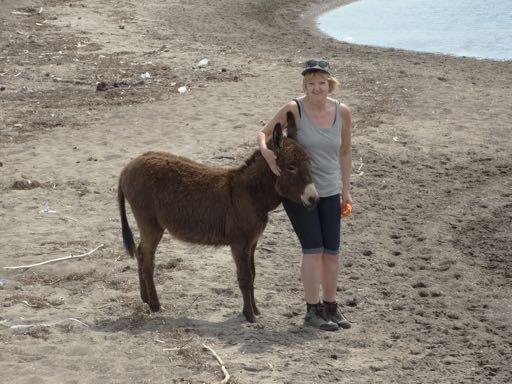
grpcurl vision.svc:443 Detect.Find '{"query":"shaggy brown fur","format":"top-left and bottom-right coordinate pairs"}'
top-left (118, 112), bottom-right (318, 322)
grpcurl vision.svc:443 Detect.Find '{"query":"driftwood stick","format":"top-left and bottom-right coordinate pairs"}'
top-left (1, 318), bottom-right (89, 329)
top-left (51, 77), bottom-right (89, 85)
top-left (11, 11), bottom-right (32, 16)
top-left (202, 343), bottom-right (230, 384)
top-left (3, 244), bottom-right (104, 270)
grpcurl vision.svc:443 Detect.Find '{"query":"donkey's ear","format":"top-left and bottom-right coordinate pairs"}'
top-left (273, 122), bottom-right (283, 150)
top-left (286, 111), bottom-right (297, 141)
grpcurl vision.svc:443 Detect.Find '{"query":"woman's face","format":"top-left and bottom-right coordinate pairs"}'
top-left (305, 73), bottom-right (330, 99)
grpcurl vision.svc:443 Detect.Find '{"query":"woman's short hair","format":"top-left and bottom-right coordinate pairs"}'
top-left (302, 71), bottom-right (340, 93)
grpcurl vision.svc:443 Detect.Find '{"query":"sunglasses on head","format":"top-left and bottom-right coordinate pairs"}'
top-left (305, 60), bottom-right (330, 69)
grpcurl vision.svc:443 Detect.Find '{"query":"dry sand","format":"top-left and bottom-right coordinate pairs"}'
top-left (1, 0), bottom-right (511, 383)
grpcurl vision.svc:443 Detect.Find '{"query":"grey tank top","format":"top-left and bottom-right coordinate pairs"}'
top-left (295, 98), bottom-right (342, 197)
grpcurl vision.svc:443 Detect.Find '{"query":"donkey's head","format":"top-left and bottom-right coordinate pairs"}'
top-left (271, 112), bottom-right (319, 208)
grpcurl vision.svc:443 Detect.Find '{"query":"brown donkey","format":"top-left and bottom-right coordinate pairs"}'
top-left (118, 112), bottom-right (318, 322)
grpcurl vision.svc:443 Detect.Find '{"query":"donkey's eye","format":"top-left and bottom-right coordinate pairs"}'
top-left (286, 165), bottom-right (298, 173)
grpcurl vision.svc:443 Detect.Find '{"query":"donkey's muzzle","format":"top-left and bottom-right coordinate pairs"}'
top-left (301, 183), bottom-right (319, 209)
top-left (304, 196), bottom-right (319, 209)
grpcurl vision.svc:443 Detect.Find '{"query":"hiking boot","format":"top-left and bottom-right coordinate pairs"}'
top-left (304, 304), bottom-right (339, 331)
top-left (323, 301), bottom-right (351, 329)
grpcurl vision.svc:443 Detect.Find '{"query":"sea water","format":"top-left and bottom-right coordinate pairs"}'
top-left (317, 0), bottom-right (512, 60)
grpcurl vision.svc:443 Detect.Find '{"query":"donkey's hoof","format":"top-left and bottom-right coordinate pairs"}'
top-left (243, 311), bottom-right (256, 323)
top-left (149, 302), bottom-right (161, 312)
top-left (253, 306), bottom-right (260, 316)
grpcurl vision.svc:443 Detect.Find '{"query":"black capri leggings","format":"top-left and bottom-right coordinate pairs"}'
top-left (282, 193), bottom-right (342, 255)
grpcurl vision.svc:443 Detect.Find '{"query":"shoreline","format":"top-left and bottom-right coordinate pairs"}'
top-left (311, 0), bottom-right (511, 62)
top-left (304, 0), bottom-right (358, 41)
top-left (304, 0), bottom-right (511, 63)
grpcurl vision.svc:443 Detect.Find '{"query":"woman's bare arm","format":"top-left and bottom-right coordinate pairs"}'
top-left (339, 103), bottom-right (352, 203)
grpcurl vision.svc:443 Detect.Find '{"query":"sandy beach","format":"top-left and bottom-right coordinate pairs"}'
top-left (1, 0), bottom-right (511, 383)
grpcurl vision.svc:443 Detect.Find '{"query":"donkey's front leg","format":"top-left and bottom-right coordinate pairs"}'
top-left (250, 242), bottom-right (260, 316)
top-left (231, 242), bottom-right (256, 322)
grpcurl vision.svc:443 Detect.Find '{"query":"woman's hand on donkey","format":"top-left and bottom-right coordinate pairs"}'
top-left (261, 147), bottom-right (281, 176)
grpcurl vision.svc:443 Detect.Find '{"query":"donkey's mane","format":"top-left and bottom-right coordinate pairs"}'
top-left (241, 149), bottom-right (263, 170)
top-left (237, 139), bottom-right (280, 173)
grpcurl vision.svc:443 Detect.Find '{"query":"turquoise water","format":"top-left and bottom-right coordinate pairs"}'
top-left (317, 0), bottom-right (512, 60)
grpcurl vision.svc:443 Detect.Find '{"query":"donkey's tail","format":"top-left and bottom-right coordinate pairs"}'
top-left (118, 180), bottom-right (136, 258)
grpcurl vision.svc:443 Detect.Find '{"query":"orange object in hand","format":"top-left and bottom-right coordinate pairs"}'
top-left (341, 202), bottom-right (352, 218)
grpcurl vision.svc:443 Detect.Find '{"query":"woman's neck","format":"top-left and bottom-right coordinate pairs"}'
top-left (303, 95), bottom-right (329, 109)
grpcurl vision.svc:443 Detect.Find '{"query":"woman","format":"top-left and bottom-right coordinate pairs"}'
top-left (257, 60), bottom-right (352, 331)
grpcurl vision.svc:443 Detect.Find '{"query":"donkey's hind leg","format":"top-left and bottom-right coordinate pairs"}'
top-left (136, 243), bottom-right (149, 304)
top-left (136, 218), bottom-right (164, 312)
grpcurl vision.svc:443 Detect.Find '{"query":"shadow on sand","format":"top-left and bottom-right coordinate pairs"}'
top-left (92, 309), bottom-right (318, 353)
